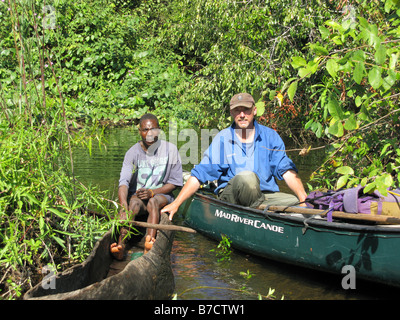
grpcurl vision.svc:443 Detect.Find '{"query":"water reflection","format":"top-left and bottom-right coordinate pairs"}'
top-left (73, 127), bottom-right (400, 300)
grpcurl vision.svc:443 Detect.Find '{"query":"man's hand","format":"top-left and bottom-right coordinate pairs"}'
top-left (136, 188), bottom-right (152, 200)
top-left (160, 201), bottom-right (180, 221)
top-left (160, 176), bottom-right (202, 220)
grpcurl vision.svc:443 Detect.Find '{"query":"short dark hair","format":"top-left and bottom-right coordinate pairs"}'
top-left (139, 113), bottom-right (159, 127)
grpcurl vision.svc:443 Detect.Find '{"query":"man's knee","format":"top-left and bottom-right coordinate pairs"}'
top-left (146, 197), bottom-right (159, 212)
top-left (128, 197), bottom-right (142, 213)
top-left (263, 192), bottom-right (299, 207)
top-left (232, 171), bottom-right (259, 189)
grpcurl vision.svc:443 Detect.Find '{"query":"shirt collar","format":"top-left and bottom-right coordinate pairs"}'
top-left (229, 120), bottom-right (261, 142)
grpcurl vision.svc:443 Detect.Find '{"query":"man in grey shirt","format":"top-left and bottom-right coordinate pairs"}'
top-left (111, 114), bottom-right (183, 259)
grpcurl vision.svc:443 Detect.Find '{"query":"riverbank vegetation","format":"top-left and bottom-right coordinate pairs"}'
top-left (1, 0), bottom-right (399, 299)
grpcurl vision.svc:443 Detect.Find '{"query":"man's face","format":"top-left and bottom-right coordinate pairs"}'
top-left (230, 105), bottom-right (257, 130)
top-left (139, 119), bottom-right (160, 146)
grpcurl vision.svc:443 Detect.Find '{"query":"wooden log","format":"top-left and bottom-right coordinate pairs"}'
top-left (261, 205), bottom-right (400, 225)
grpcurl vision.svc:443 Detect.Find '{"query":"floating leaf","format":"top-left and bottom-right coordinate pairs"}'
top-left (319, 26), bottom-right (330, 40)
top-left (376, 174), bottom-right (393, 196)
top-left (389, 52), bottom-right (399, 70)
top-left (361, 177), bottom-right (368, 186)
top-left (382, 70), bottom-right (397, 90)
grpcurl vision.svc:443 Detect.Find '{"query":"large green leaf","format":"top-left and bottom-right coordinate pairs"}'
top-left (310, 44), bottom-right (329, 56)
top-left (335, 166), bottom-right (355, 175)
top-left (291, 56), bottom-right (307, 69)
top-left (353, 61), bottom-right (365, 84)
top-left (336, 175), bottom-right (349, 189)
top-left (255, 101), bottom-right (265, 116)
top-left (368, 67), bottom-right (382, 90)
top-left (327, 96), bottom-right (344, 120)
top-left (374, 43), bottom-right (387, 65)
top-left (287, 81), bottom-right (298, 102)
top-left (326, 59), bottom-right (338, 78)
top-left (344, 114), bottom-right (358, 130)
top-left (328, 120), bottom-right (344, 137)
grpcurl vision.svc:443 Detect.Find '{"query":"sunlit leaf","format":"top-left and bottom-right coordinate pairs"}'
top-left (327, 96), bottom-right (344, 120)
top-left (353, 62), bottom-right (365, 84)
top-left (335, 166), bottom-right (354, 175)
top-left (326, 59), bottom-right (338, 78)
top-left (368, 67), bottom-right (382, 90)
top-left (255, 101), bottom-right (265, 116)
top-left (328, 120), bottom-right (344, 137)
top-left (374, 43), bottom-right (387, 65)
top-left (287, 81), bottom-right (298, 102)
top-left (344, 114), bottom-right (357, 130)
top-left (336, 175), bottom-right (348, 189)
top-left (291, 56), bottom-right (307, 69)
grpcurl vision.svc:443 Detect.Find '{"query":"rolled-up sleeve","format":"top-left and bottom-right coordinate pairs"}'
top-left (268, 130), bottom-right (297, 180)
top-left (119, 147), bottom-right (135, 187)
top-left (164, 143), bottom-right (183, 187)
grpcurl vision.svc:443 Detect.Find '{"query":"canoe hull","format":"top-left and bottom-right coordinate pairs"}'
top-left (24, 213), bottom-right (175, 300)
top-left (183, 192), bottom-right (400, 288)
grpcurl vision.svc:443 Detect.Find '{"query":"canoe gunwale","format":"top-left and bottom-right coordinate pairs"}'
top-left (194, 192), bottom-right (400, 235)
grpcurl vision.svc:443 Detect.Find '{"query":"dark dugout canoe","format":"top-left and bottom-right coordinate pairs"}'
top-left (24, 213), bottom-right (175, 300)
top-left (181, 191), bottom-right (400, 288)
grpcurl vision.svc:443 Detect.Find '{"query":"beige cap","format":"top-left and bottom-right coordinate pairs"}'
top-left (229, 93), bottom-right (255, 110)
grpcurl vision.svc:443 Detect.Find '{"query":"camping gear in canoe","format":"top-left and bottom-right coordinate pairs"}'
top-left (24, 213), bottom-right (176, 300)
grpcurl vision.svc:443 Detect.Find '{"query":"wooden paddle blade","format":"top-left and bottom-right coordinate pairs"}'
top-left (131, 220), bottom-right (197, 233)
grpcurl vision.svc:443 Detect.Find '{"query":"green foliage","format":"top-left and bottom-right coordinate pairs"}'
top-left (291, 1), bottom-right (400, 194)
top-left (210, 234), bottom-right (232, 262)
top-left (0, 0), bottom-right (192, 126)
top-left (162, 0), bottom-right (337, 129)
top-left (0, 114), bottom-right (116, 299)
top-left (0, 0), bottom-right (121, 299)
top-left (2, 0), bottom-right (400, 299)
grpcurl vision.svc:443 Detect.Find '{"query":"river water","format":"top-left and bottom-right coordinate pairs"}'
top-left (73, 126), bottom-right (400, 300)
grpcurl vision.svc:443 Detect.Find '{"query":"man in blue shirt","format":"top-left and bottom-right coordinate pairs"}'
top-left (162, 93), bottom-right (307, 221)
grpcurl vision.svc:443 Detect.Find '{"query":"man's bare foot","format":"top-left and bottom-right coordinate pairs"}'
top-left (110, 242), bottom-right (125, 260)
top-left (144, 235), bottom-right (155, 254)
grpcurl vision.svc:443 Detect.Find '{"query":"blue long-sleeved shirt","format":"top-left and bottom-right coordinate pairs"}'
top-left (191, 120), bottom-right (297, 194)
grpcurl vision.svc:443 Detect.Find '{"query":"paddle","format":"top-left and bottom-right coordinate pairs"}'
top-left (130, 220), bottom-right (197, 233)
top-left (261, 205), bottom-right (400, 225)
top-left (87, 208), bottom-right (196, 233)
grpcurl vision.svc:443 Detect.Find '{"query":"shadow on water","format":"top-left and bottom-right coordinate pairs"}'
top-left (73, 127), bottom-right (400, 300)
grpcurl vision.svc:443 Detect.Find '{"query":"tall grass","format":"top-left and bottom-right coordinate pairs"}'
top-left (0, 1), bottom-right (115, 299)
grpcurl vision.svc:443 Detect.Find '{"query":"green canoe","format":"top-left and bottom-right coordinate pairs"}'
top-left (181, 191), bottom-right (400, 288)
